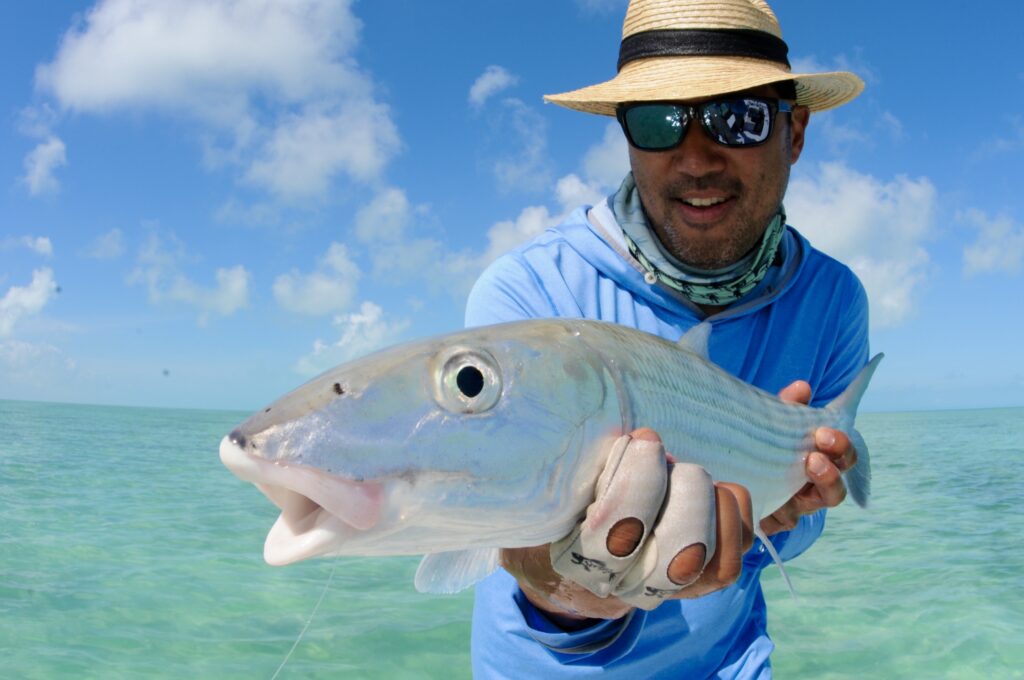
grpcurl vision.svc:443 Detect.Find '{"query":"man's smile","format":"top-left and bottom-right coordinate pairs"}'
top-left (681, 196), bottom-right (728, 207)
top-left (673, 193), bottom-right (737, 227)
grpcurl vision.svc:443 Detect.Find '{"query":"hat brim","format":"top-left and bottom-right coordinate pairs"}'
top-left (544, 56), bottom-right (864, 115)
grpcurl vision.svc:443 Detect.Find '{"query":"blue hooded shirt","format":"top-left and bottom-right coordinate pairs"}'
top-left (465, 200), bottom-right (869, 679)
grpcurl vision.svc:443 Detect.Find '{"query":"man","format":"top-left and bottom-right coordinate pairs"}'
top-left (465, 0), bottom-right (869, 677)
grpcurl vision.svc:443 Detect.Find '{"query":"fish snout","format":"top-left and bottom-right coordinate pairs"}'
top-left (227, 428), bottom-right (247, 450)
top-left (219, 435), bottom-right (384, 565)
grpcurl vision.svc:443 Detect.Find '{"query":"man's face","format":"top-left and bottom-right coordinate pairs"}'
top-left (627, 86), bottom-right (809, 269)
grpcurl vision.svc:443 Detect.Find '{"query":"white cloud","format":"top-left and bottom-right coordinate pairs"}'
top-left (2, 236), bottom-right (54, 257)
top-left (0, 268), bottom-right (59, 337)
top-left (84, 228), bottom-right (125, 259)
top-left (343, 124), bottom-right (623, 298)
top-left (0, 339), bottom-right (78, 402)
top-left (0, 340), bottom-right (75, 374)
top-left (129, 231), bottom-right (249, 323)
top-left (351, 183), bottom-right (561, 296)
top-left (35, 0), bottom-right (398, 201)
top-left (455, 177), bottom-right (588, 282)
top-left (130, 230), bottom-right (186, 290)
top-left (214, 198), bottom-right (286, 228)
top-left (973, 117), bottom-right (1024, 160)
top-left (23, 136), bottom-right (67, 195)
top-left (470, 123), bottom-right (627, 270)
top-left (961, 209), bottom-right (1024, 276)
top-left (36, 0), bottom-right (361, 117)
top-left (472, 172), bottom-right (614, 270)
top-left (581, 122), bottom-right (629, 190)
top-left (492, 98), bottom-right (552, 193)
top-left (474, 205), bottom-right (556, 270)
top-left (25, 236), bottom-right (54, 256)
top-left (810, 112), bottom-right (869, 157)
top-left (244, 102), bottom-right (400, 200)
top-left (295, 301), bottom-right (409, 375)
top-left (787, 162), bottom-right (937, 327)
top-left (879, 111), bottom-right (904, 141)
top-left (353, 187), bottom-right (451, 283)
top-left (845, 252), bottom-right (928, 328)
top-left (790, 56), bottom-right (829, 76)
top-left (273, 243), bottom-right (362, 315)
top-left (807, 109), bottom-right (905, 158)
top-left (791, 52), bottom-right (876, 85)
top-left (166, 265), bottom-right (250, 319)
top-left (468, 65), bottom-right (518, 109)
top-left (354, 186), bottom-right (417, 242)
top-left (17, 105), bottom-right (59, 138)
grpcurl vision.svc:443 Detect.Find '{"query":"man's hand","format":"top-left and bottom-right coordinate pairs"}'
top-left (501, 428), bottom-right (753, 628)
top-left (760, 380), bottom-right (858, 536)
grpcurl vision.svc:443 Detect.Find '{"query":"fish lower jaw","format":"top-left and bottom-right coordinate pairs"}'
top-left (263, 492), bottom-right (356, 566)
top-left (218, 435), bottom-right (384, 565)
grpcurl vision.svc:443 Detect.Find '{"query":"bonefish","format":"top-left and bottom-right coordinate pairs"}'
top-left (219, 320), bottom-right (880, 593)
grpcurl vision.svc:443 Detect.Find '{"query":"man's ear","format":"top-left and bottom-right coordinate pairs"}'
top-left (789, 106), bottom-right (810, 165)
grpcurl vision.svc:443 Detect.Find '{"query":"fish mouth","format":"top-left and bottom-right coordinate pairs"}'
top-left (218, 436), bottom-right (383, 566)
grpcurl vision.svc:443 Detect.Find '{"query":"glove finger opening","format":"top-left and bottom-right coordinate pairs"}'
top-left (550, 434), bottom-right (669, 597)
top-left (615, 463), bottom-right (717, 609)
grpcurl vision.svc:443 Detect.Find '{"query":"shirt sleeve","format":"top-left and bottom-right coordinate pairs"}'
top-left (465, 253), bottom-right (558, 327)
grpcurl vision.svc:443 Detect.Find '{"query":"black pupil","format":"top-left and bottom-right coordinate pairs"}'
top-left (456, 365), bottom-right (485, 398)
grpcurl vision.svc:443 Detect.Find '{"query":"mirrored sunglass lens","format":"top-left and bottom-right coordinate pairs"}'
top-left (625, 105), bottom-right (685, 149)
top-left (703, 99), bottom-right (772, 145)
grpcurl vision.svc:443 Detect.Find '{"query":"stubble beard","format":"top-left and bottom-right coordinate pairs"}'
top-left (649, 166), bottom-right (790, 270)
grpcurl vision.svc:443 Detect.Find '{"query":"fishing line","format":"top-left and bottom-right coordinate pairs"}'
top-left (270, 557), bottom-right (339, 680)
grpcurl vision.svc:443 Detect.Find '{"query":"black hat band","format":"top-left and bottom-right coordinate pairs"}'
top-left (618, 28), bottom-right (791, 71)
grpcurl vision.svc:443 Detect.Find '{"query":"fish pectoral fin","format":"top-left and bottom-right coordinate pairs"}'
top-left (414, 548), bottom-right (501, 594)
top-left (755, 527), bottom-right (797, 600)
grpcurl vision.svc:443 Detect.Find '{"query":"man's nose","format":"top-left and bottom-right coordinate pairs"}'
top-left (671, 119), bottom-right (727, 177)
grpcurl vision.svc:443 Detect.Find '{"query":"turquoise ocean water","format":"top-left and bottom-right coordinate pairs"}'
top-left (1, 399), bottom-right (1022, 679)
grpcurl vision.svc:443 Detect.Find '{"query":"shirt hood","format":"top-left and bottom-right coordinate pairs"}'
top-left (562, 199), bottom-right (810, 323)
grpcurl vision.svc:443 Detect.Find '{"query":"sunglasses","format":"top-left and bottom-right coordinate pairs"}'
top-left (617, 97), bottom-right (793, 151)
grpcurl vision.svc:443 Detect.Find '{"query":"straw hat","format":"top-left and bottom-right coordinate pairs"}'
top-left (545, 0), bottom-right (863, 116)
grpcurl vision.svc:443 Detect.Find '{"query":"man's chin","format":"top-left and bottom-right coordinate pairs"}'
top-left (657, 227), bottom-right (760, 271)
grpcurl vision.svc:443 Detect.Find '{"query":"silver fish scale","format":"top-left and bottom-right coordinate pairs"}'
top-left (578, 322), bottom-right (826, 514)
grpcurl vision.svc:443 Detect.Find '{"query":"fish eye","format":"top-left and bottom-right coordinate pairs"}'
top-left (456, 365), bottom-right (484, 398)
top-left (432, 347), bottom-right (501, 414)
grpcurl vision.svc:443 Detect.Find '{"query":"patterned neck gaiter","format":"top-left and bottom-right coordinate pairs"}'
top-left (612, 172), bottom-right (786, 307)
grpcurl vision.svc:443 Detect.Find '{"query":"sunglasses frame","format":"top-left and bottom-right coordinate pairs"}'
top-left (616, 97), bottom-right (794, 151)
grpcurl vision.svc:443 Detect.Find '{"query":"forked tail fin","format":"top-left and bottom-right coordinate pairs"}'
top-left (760, 353), bottom-right (884, 598)
top-left (826, 353), bottom-right (884, 508)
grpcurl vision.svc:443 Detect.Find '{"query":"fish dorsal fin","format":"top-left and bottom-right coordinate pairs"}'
top-left (414, 548), bottom-right (501, 594)
top-left (677, 322), bottom-right (712, 359)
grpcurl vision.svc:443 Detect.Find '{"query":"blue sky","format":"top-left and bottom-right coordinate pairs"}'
top-left (1, 0), bottom-right (1022, 412)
